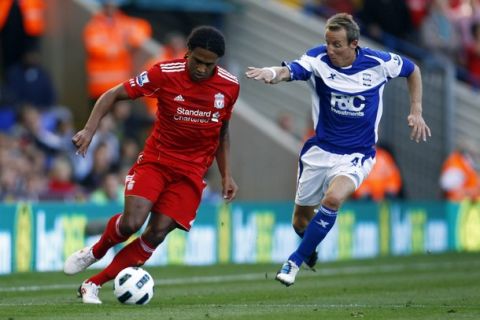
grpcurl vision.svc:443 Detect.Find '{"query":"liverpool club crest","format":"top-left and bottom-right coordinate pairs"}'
top-left (214, 93), bottom-right (224, 109)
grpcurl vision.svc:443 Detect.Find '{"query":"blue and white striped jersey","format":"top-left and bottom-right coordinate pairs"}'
top-left (284, 45), bottom-right (415, 157)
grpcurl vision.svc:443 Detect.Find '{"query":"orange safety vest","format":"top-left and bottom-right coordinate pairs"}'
top-left (440, 151), bottom-right (480, 201)
top-left (353, 148), bottom-right (402, 201)
top-left (0, 0), bottom-right (45, 36)
top-left (84, 11), bottom-right (151, 99)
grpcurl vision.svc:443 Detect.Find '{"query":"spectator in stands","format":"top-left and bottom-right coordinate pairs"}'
top-left (359, 0), bottom-right (414, 44)
top-left (455, 0), bottom-right (480, 46)
top-left (83, 0), bottom-right (151, 102)
top-left (42, 155), bottom-right (83, 201)
top-left (352, 144), bottom-right (403, 201)
top-left (118, 137), bottom-right (140, 169)
top-left (420, 0), bottom-right (461, 62)
top-left (0, 168), bottom-right (20, 202)
top-left (0, 138), bottom-right (33, 201)
top-left (159, 31), bottom-right (188, 62)
top-left (406, 0), bottom-right (433, 30)
top-left (110, 101), bottom-right (132, 141)
top-left (303, 0), bottom-right (357, 18)
top-left (69, 114), bottom-right (120, 181)
top-left (23, 171), bottom-right (46, 201)
top-left (466, 21), bottom-right (480, 87)
top-left (4, 48), bottom-right (56, 110)
top-left (49, 107), bottom-right (75, 148)
top-left (90, 171), bottom-right (124, 204)
top-left (0, 129), bottom-right (58, 202)
top-left (440, 140), bottom-right (480, 201)
top-left (13, 105), bottom-right (64, 160)
top-left (0, 0), bottom-right (45, 79)
top-left (81, 142), bottom-right (115, 192)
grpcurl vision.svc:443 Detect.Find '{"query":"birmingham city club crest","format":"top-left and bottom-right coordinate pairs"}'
top-left (214, 93), bottom-right (224, 109)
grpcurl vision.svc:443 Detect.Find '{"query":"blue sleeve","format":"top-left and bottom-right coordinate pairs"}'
top-left (283, 45), bottom-right (325, 81)
top-left (283, 61), bottom-right (312, 81)
top-left (399, 56), bottom-right (415, 77)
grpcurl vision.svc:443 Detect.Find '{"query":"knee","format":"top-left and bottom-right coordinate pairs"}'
top-left (118, 214), bottom-right (145, 236)
top-left (321, 193), bottom-right (342, 211)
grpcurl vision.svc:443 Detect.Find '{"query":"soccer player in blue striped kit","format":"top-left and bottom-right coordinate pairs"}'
top-left (246, 13), bottom-right (431, 286)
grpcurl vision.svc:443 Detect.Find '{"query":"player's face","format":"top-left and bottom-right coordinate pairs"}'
top-left (325, 29), bottom-right (358, 68)
top-left (186, 47), bottom-right (219, 82)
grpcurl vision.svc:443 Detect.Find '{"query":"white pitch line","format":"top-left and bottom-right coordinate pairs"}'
top-left (0, 259), bottom-right (478, 293)
top-left (0, 302), bottom-right (476, 309)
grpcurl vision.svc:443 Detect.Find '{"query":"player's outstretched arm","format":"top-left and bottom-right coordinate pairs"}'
top-left (245, 66), bottom-right (290, 84)
top-left (72, 84), bottom-right (130, 157)
top-left (406, 65), bottom-right (431, 143)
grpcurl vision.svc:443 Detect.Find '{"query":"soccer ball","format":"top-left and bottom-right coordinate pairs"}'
top-left (113, 267), bottom-right (154, 305)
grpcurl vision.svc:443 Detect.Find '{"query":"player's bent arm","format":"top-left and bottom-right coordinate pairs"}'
top-left (406, 65), bottom-right (431, 142)
top-left (72, 84), bottom-right (131, 156)
top-left (83, 84), bottom-right (130, 134)
top-left (407, 65), bottom-right (422, 115)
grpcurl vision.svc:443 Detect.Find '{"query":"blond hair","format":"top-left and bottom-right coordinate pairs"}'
top-left (325, 13), bottom-right (360, 44)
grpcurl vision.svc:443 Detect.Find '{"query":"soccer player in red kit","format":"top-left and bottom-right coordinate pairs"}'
top-left (63, 26), bottom-right (240, 304)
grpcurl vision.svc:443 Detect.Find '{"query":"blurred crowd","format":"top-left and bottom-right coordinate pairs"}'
top-left (282, 0), bottom-right (480, 88)
top-left (1, 0), bottom-right (479, 204)
top-left (0, 0), bottom-right (195, 203)
top-left (278, 0), bottom-right (480, 202)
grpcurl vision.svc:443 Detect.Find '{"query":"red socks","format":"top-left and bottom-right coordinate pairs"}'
top-left (92, 213), bottom-right (129, 259)
top-left (88, 236), bottom-right (156, 286)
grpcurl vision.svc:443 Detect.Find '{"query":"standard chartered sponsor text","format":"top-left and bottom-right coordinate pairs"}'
top-left (175, 107), bottom-right (212, 123)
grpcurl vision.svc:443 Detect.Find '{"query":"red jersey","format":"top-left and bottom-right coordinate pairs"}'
top-left (123, 59), bottom-right (240, 177)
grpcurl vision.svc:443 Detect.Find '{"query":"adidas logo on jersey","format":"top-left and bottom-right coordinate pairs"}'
top-left (174, 95), bottom-right (185, 102)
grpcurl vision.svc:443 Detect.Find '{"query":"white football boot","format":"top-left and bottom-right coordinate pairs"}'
top-left (78, 281), bottom-right (102, 304)
top-left (275, 260), bottom-right (299, 287)
top-left (64, 247), bottom-right (97, 275)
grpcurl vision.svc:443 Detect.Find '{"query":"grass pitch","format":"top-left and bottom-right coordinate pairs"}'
top-left (1, 252), bottom-right (479, 320)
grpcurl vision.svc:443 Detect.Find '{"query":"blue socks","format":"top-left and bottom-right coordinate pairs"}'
top-left (289, 205), bottom-right (337, 267)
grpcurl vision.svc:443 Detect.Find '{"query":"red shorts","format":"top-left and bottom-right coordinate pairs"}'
top-left (124, 154), bottom-right (206, 231)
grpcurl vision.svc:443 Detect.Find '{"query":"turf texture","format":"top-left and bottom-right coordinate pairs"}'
top-left (0, 251), bottom-right (479, 319)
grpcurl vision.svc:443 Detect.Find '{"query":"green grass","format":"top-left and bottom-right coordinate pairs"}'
top-left (1, 252), bottom-right (480, 319)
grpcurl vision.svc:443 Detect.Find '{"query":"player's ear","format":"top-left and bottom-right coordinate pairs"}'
top-left (350, 39), bottom-right (359, 48)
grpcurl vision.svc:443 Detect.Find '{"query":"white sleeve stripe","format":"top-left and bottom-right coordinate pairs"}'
top-left (218, 73), bottom-right (239, 84)
top-left (160, 62), bottom-right (185, 67)
top-left (218, 68), bottom-right (238, 80)
top-left (161, 68), bottom-right (185, 72)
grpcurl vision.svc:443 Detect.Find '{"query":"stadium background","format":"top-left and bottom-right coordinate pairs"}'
top-left (0, 0), bottom-right (479, 275)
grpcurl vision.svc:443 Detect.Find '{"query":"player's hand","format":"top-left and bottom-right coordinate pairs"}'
top-left (407, 113), bottom-right (431, 143)
top-left (222, 176), bottom-right (238, 203)
top-left (245, 67), bottom-right (276, 84)
top-left (71, 128), bottom-right (94, 157)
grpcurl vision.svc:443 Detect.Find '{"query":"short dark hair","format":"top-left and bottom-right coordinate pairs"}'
top-left (325, 13), bottom-right (360, 44)
top-left (187, 26), bottom-right (225, 57)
